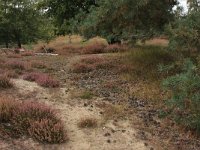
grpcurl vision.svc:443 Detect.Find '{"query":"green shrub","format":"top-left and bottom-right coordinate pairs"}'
top-left (80, 91), bottom-right (94, 99)
top-left (167, 11), bottom-right (200, 52)
top-left (162, 59), bottom-right (200, 134)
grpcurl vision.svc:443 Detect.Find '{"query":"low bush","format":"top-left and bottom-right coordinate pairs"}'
top-left (28, 119), bottom-right (66, 143)
top-left (7, 54), bottom-right (22, 58)
top-left (0, 99), bottom-right (67, 143)
top-left (81, 56), bottom-right (104, 64)
top-left (11, 101), bottom-right (58, 134)
top-left (36, 75), bottom-right (60, 88)
top-left (23, 72), bottom-right (59, 88)
top-left (162, 59), bottom-right (200, 134)
top-left (23, 72), bottom-right (41, 82)
top-left (81, 43), bottom-right (107, 54)
top-left (31, 61), bottom-right (47, 69)
top-left (6, 61), bottom-right (29, 70)
top-left (21, 51), bottom-right (34, 56)
top-left (0, 98), bottom-right (17, 122)
top-left (72, 56), bottom-right (113, 73)
top-left (4, 70), bottom-right (18, 78)
top-left (104, 44), bottom-right (127, 53)
top-left (0, 75), bottom-right (13, 89)
top-left (72, 63), bottom-right (94, 73)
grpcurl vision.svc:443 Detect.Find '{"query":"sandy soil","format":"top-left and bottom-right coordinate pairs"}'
top-left (7, 78), bottom-right (151, 150)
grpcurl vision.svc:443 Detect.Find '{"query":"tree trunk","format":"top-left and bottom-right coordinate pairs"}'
top-left (5, 41), bottom-right (8, 48)
top-left (17, 39), bottom-right (21, 48)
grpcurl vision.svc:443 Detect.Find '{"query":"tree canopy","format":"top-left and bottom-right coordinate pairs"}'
top-left (0, 0), bottom-right (53, 48)
top-left (76, 0), bottom-right (177, 43)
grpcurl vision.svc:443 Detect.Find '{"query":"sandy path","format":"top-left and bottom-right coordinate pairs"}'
top-left (10, 79), bottom-right (151, 150)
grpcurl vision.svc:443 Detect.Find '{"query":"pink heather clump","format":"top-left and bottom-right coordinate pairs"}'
top-left (21, 51), bottom-right (34, 56)
top-left (82, 43), bottom-right (107, 54)
top-left (6, 60), bottom-right (28, 70)
top-left (23, 72), bottom-right (40, 82)
top-left (35, 74), bottom-right (60, 88)
top-left (81, 56), bottom-right (104, 64)
top-left (23, 72), bottom-right (59, 88)
top-left (72, 63), bottom-right (95, 73)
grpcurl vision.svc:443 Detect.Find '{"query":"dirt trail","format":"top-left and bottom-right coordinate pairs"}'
top-left (10, 76), bottom-right (152, 150)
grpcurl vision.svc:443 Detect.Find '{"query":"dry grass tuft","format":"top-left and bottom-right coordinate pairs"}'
top-left (31, 61), bottom-right (47, 69)
top-left (79, 91), bottom-right (94, 99)
top-left (0, 75), bottom-right (13, 89)
top-left (72, 56), bottom-right (114, 73)
top-left (21, 51), bottom-right (34, 56)
top-left (7, 54), bottom-right (22, 58)
top-left (81, 43), bottom-right (107, 54)
top-left (78, 118), bottom-right (98, 128)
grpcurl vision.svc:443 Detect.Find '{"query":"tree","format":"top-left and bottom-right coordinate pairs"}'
top-left (77, 0), bottom-right (177, 44)
top-left (167, 0), bottom-right (200, 53)
top-left (0, 0), bottom-right (12, 48)
top-left (187, 0), bottom-right (200, 12)
top-left (0, 0), bottom-right (53, 48)
top-left (42, 0), bottom-right (97, 35)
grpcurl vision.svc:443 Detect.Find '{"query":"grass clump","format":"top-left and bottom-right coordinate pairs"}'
top-left (80, 91), bottom-right (94, 99)
top-left (78, 118), bottom-right (98, 128)
top-left (0, 75), bottom-right (13, 89)
top-left (72, 56), bottom-right (113, 73)
top-left (123, 45), bottom-right (175, 81)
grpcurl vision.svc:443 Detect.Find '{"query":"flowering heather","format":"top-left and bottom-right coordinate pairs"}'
top-left (21, 51), bottom-right (34, 56)
top-left (29, 119), bottom-right (67, 143)
top-left (81, 43), bottom-right (107, 54)
top-left (81, 56), bottom-right (104, 64)
top-left (7, 54), bottom-right (22, 58)
top-left (23, 72), bottom-right (60, 88)
top-left (0, 99), bottom-right (67, 143)
top-left (104, 44), bottom-right (127, 53)
top-left (36, 74), bottom-right (60, 88)
top-left (31, 61), bottom-right (47, 69)
top-left (11, 101), bottom-right (58, 134)
top-left (72, 63), bottom-right (95, 73)
top-left (6, 60), bottom-right (28, 70)
top-left (23, 72), bottom-right (41, 82)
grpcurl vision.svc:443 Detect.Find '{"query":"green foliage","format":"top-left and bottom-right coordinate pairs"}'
top-left (167, 0), bottom-right (200, 52)
top-left (162, 59), bottom-right (200, 134)
top-left (0, 0), bottom-right (54, 48)
top-left (167, 11), bottom-right (200, 52)
top-left (43, 0), bottom-right (96, 35)
top-left (77, 0), bottom-right (176, 43)
top-left (80, 91), bottom-right (94, 99)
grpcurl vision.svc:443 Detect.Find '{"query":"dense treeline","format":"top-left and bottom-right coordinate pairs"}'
top-left (0, 0), bottom-right (178, 47)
